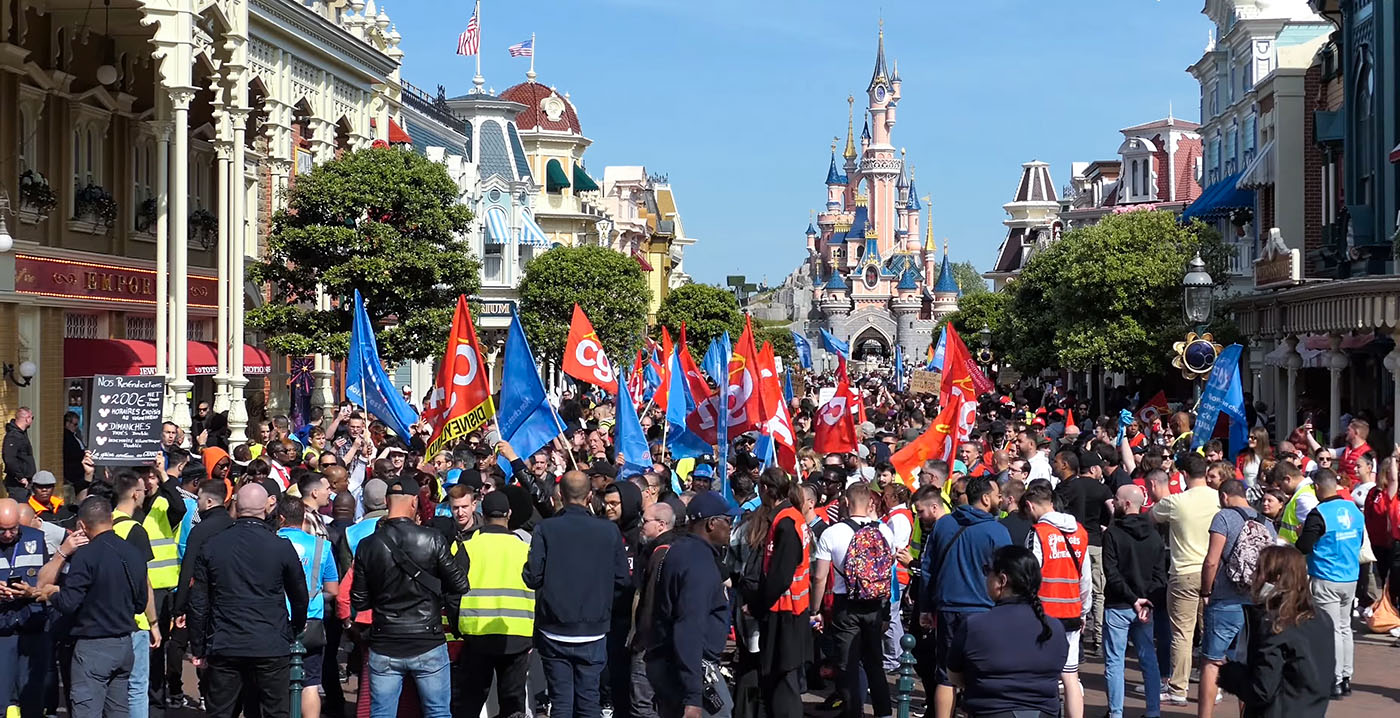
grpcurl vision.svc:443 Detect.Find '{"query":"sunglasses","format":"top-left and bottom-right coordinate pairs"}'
top-left (319, 462), bottom-right (336, 469)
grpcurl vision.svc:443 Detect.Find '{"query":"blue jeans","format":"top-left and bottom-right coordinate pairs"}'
top-left (129, 631), bottom-right (149, 718)
top-left (537, 635), bottom-right (606, 718)
top-left (1104, 607), bottom-right (1161, 718)
top-left (368, 643), bottom-right (451, 718)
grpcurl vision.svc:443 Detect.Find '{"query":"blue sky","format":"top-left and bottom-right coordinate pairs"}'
top-left (391, 0), bottom-right (1209, 287)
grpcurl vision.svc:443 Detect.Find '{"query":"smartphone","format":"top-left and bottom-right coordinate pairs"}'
top-left (6, 576), bottom-right (24, 587)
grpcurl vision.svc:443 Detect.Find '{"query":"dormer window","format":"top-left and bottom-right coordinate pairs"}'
top-left (1118, 136), bottom-right (1157, 203)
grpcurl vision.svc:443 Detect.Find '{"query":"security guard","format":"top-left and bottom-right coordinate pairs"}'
top-left (1276, 461), bottom-right (1317, 544)
top-left (135, 464), bottom-right (186, 712)
top-left (448, 491), bottom-right (533, 718)
top-left (0, 498), bottom-right (50, 718)
top-left (111, 471), bottom-right (160, 718)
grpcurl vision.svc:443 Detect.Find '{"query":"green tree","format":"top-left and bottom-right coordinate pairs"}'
top-left (755, 326), bottom-right (798, 368)
top-left (518, 246), bottom-right (651, 364)
top-left (951, 261), bottom-right (990, 295)
top-left (945, 290), bottom-right (1010, 353)
top-left (655, 283), bottom-right (743, 357)
top-left (1002, 210), bottom-right (1231, 376)
top-left (247, 147), bottom-right (477, 362)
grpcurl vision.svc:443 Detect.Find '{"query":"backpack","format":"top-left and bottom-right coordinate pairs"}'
top-left (839, 519), bottom-right (894, 600)
top-left (1225, 507), bottom-right (1273, 591)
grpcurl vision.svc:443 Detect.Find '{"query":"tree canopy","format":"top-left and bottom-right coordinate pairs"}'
top-left (655, 283), bottom-right (744, 357)
top-left (756, 325), bottom-right (798, 368)
top-left (951, 261), bottom-right (989, 295)
top-left (246, 147), bottom-right (478, 363)
top-left (1000, 210), bottom-right (1231, 376)
top-left (944, 290), bottom-right (1010, 354)
top-left (518, 246), bottom-right (651, 365)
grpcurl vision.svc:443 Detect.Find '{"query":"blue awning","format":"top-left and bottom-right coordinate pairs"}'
top-left (520, 214), bottom-right (552, 248)
top-left (1180, 171), bottom-right (1253, 222)
top-left (483, 206), bottom-right (511, 245)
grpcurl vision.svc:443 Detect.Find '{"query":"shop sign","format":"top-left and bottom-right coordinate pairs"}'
top-left (14, 255), bottom-right (218, 307)
top-left (1253, 228), bottom-right (1302, 290)
top-left (471, 297), bottom-right (518, 317)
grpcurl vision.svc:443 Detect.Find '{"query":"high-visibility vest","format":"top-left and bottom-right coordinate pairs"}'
top-left (457, 531), bottom-right (534, 639)
top-left (1279, 483), bottom-right (1316, 544)
top-left (883, 506), bottom-right (914, 585)
top-left (112, 513), bottom-right (150, 631)
top-left (763, 505), bottom-right (811, 614)
top-left (140, 496), bottom-right (180, 589)
top-left (1032, 521), bottom-right (1086, 621)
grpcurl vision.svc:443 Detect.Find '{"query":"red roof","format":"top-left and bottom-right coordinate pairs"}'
top-left (388, 118), bottom-right (413, 145)
top-left (499, 81), bottom-right (582, 135)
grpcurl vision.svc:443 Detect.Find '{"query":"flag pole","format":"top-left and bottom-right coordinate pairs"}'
top-left (529, 32), bottom-right (536, 79)
top-left (473, 0), bottom-right (483, 89)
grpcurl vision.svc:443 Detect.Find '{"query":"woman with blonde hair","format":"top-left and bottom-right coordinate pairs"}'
top-left (1218, 545), bottom-right (1334, 718)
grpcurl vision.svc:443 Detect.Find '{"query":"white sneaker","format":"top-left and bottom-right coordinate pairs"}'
top-left (1161, 692), bottom-right (1188, 706)
top-left (1215, 689), bottom-right (1223, 704)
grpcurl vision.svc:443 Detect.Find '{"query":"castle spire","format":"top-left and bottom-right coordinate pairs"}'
top-left (868, 19), bottom-right (888, 91)
top-left (924, 199), bottom-right (934, 250)
top-left (843, 95), bottom-right (857, 161)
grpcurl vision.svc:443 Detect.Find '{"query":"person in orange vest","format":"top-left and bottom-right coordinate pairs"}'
top-left (1024, 483), bottom-right (1092, 718)
top-left (748, 468), bottom-right (811, 718)
top-left (879, 481), bottom-right (913, 672)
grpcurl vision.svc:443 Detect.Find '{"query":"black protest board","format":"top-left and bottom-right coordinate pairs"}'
top-left (88, 374), bottom-right (166, 466)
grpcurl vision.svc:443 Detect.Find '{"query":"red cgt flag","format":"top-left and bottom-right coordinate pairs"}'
top-left (725, 316), bottom-right (764, 436)
top-left (562, 304), bottom-right (619, 393)
top-left (814, 377), bottom-right (859, 455)
top-left (757, 341), bottom-right (797, 473)
top-left (891, 394), bottom-right (962, 486)
top-left (1137, 390), bottom-right (1170, 426)
top-left (939, 324), bottom-right (991, 409)
top-left (423, 296), bottom-right (496, 455)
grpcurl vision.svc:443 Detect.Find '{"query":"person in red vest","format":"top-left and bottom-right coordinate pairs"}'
top-left (880, 482), bottom-right (914, 671)
top-left (1024, 483), bottom-right (1092, 718)
top-left (749, 468), bottom-right (812, 718)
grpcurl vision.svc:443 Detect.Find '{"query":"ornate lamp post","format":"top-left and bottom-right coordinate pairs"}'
top-left (1173, 253), bottom-right (1220, 395)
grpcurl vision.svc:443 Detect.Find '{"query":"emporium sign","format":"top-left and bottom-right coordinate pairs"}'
top-left (14, 255), bottom-right (218, 307)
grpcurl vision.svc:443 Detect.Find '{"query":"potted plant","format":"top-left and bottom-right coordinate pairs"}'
top-left (17, 170), bottom-right (57, 218)
top-left (135, 198), bottom-right (158, 233)
top-left (74, 184), bottom-right (118, 228)
top-left (189, 208), bottom-right (218, 250)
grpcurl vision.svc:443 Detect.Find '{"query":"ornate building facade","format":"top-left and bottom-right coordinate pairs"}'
top-left (805, 28), bottom-right (952, 361)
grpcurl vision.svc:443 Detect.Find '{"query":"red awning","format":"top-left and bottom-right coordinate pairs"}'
top-left (632, 250), bottom-right (654, 272)
top-left (388, 118), bottom-right (413, 145)
top-left (64, 339), bottom-right (272, 378)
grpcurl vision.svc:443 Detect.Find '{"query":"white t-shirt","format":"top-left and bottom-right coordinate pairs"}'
top-left (814, 515), bottom-right (896, 595)
top-left (883, 509), bottom-right (913, 551)
top-left (1028, 452), bottom-right (1054, 485)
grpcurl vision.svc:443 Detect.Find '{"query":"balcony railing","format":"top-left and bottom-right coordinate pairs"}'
top-left (1226, 240), bottom-right (1255, 277)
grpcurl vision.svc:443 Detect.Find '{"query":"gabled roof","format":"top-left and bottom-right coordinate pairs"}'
top-left (897, 265), bottom-right (919, 291)
top-left (933, 253), bottom-right (959, 294)
top-left (830, 205), bottom-right (867, 245)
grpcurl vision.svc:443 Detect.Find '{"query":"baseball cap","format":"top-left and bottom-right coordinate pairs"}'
top-left (481, 492), bottom-right (511, 518)
top-left (386, 477), bottom-right (420, 496)
top-left (690, 463), bottom-right (715, 479)
top-left (952, 460), bottom-right (968, 475)
top-left (1079, 449), bottom-right (1105, 470)
top-left (31, 470), bottom-right (56, 487)
top-left (685, 491), bottom-right (740, 522)
top-left (587, 461), bottom-right (617, 480)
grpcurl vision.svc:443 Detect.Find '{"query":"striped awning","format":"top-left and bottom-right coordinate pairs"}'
top-left (483, 206), bottom-right (511, 245)
top-left (520, 214), bottom-right (552, 248)
top-left (1237, 140), bottom-right (1275, 189)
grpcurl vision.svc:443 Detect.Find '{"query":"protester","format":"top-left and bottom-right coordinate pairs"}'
top-left (747, 469), bottom-right (810, 718)
top-left (0, 498), bottom-right (49, 717)
top-left (1101, 484), bottom-right (1164, 718)
top-left (1053, 447), bottom-right (1113, 655)
top-left (1295, 468), bottom-right (1364, 698)
top-left (276, 496), bottom-right (339, 718)
top-left (1023, 483), bottom-right (1090, 718)
top-left (3, 409), bottom-right (36, 504)
top-left (1149, 453), bottom-right (1219, 705)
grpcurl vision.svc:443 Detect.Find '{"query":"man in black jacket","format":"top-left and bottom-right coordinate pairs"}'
top-left (1101, 484), bottom-right (1167, 718)
top-left (174, 481), bottom-right (233, 619)
top-left (647, 491), bottom-right (736, 718)
top-left (187, 483), bottom-right (308, 718)
top-left (3, 408), bottom-right (36, 504)
top-left (524, 470), bottom-right (630, 718)
top-left (350, 476), bottom-right (470, 718)
top-left (63, 411), bottom-right (88, 497)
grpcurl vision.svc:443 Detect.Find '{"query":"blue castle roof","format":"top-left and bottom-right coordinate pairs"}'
top-left (897, 266), bottom-right (919, 291)
top-left (933, 253), bottom-right (959, 294)
top-left (829, 205), bottom-right (867, 245)
top-left (824, 271), bottom-right (848, 290)
top-left (826, 153), bottom-right (846, 185)
top-left (906, 179), bottom-right (922, 211)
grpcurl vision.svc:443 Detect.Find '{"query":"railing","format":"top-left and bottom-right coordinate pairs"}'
top-left (1226, 239), bottom-right (1255, 276)
top-left (401, 80), bottom-right (466, 134)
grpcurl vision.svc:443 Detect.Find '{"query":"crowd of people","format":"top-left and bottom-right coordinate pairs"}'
top-left (0, 366), bottom-right (1391, 718)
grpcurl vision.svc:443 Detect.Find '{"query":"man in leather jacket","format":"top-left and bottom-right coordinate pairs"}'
top-left (350, 477), bottom-right (470, 718)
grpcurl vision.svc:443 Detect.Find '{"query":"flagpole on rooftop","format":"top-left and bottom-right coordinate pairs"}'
top-left (472, 0), bottom-right (483, 92)
top-left (527, 32), bottom-right (536, 81)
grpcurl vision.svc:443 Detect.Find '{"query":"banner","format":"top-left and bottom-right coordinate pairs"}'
top-left (820, 328), bottom-right (850, 359)
top-left (424, 296), bottom-right (496, 456)
top-left (791, 330), bottom-right (813, 370)
top-left (1190, 344), bottom-right (1248, 457)
top-left (664, 345), bottom-right (713, 459)
top-left (496, 312), bottom-right (567, 476)
top-left (891, 395), bottom-right (961, 486)
top-left (88, 374), bottom-right (164, 466)
top-left (926, 326), bottom-right (947, 371)
top-left (614, 367), bottom-right (652, 476)
top-left (346, 290), bottom-right (420, 440)
top-left (814, 377), bottom-right (859, 454)
top-left (893, 344), bottom-right (906, 393)
top-left (562, 303), bottom-right (618, 392)
top-left (1137, 390), bottom-right (1170, 426)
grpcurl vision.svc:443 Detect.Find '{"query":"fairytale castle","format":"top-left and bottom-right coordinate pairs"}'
top-left (802, 27), bottom-right (957, 362)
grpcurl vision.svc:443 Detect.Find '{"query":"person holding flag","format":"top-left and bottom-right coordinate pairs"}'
top-left (422, 296), bottom-right (496, 458)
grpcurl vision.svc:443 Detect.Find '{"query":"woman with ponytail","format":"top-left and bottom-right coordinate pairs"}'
top-left (746, 467), bottom-right (812, 718)
top-left (947, 545), bottom-right (1068, 718)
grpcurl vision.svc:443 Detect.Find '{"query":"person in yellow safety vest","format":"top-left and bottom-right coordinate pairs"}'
top-left (446, 492), bottom-right (533, 718)
top-left (110, 470), bottom-right (163, 718)
top-left (1275, 461), bottom-right (1318, 544)
top-left (138, 458), bottom-right (188, 712)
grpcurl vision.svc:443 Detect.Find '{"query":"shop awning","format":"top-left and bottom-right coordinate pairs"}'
top-left (633, 250), bottom-right (654, 272)
top-left (1180, 171), bottom-right (1253, 222)
top-left (388, 118), bottom-right (413, 145)
top-left (483, 206), bottom-right (511, 245)
top-left (572, 163), bottom-right (600, 192)
top-left (64, 339), bottom-right (272, 378)
top-left (545, 159), bottom-right (571, 192)
top-left (1237, 140), bottom-right (1276, 189)
top-left (520, 214), bottom-right (552, 248)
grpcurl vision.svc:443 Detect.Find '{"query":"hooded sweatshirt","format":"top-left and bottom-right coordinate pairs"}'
top-left (606, 480), bottom-right (644, 636)
top-left (1101, 513), bottom-right (1166, 609)
top-left (1027, 511), bottom-right (1093, 621)
top-left (920, 505), bottom-right (1012, 614)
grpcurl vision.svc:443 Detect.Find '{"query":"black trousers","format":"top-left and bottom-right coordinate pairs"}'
top-left (321, 617), bottom-right (346, 715)
top-left (828, 596), bottom-right (891, 718)
top-left (205, 655), bottom-right (291, 718)
top-left (756, 668), bottom-right (802, 718)
top-left (452, 649), bottom-right (529, 718)
top-left (150, 587), bottom-right (176, 712)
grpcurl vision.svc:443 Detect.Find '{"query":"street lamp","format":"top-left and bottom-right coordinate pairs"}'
top-left (1182, 253), bottom-right (1215, 326)
top-left (0, 189), bottom-right (12, 253)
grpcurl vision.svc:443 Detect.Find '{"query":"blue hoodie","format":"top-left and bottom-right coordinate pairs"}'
top-left (920, 505), bottom-right (1011, 614)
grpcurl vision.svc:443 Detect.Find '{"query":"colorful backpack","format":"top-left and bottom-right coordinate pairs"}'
top-left (840, 520), bottom-right (894, 600)
top-left (1225, 507), bottom-right (1274, 591)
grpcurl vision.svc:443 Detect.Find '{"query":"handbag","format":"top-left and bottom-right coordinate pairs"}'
top-left (299, 538), bottom-right (328, 651)
top-left (1366, 588), bottom-right (1400, 634)
top-left (1360, 530), bottom-right (1376, 565)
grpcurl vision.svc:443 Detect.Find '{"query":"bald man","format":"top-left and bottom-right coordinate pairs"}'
top-left (186, 482), bottom-right (307, 718)
top-left (0, 497), bottom-right (51, 717)
top-left (1101, 484), bottom-right (1167, 718)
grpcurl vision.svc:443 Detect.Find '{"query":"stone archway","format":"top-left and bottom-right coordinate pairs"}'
top-left (852, 326), bottom-right (891, 360)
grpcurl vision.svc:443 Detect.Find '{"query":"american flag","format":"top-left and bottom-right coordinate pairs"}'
top-left (456, 12), bottom-right (479, 56)
top-left (507, 38), bottom-right (533, 57)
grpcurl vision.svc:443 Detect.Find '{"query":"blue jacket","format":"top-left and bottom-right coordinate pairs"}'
top-left (523, 504), bottom-right (630, 637)
top-left (344, 513), bottom-right (384, 557)
top-left (0, 525), bottom-right (48, 633)
top-left (648, 533), bottom-right (729, 709)
top-left (1298, 496), bottom-right (1364, 583)
top-left (920, 505), bottom-right (1011, 614)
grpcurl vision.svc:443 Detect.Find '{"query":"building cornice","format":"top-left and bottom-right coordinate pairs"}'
top-left (250, 0), bottom-right (398, 81)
